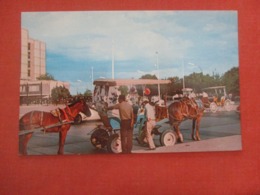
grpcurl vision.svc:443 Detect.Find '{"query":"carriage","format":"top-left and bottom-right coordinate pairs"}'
top-left (178, 86), bottom-right (233, 113)
top-left (202, 86), bottom-right (233, 113)
top-left (88, 78), bottom-right (178, 153)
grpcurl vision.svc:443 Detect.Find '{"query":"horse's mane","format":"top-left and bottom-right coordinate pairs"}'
top-left (68, 99), bottom-right (84, 107)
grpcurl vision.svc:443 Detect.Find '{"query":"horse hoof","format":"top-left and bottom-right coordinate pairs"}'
top-left (192, 135), bottom-right (201, 141)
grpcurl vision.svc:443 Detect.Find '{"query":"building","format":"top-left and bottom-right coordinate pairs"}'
top-left (20, 28), bottom-right (70, 104)
top-left (21, 28), bottom-right (46, 81)
top-left (20, 80), bottom-right (70, 104)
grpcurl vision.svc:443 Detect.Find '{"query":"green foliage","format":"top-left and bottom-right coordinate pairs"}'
top-left (140, 74), bottom-right (158, 80)
top-left (221, 67), bottom-right (239, 95)
top-left (137, 67), bottom-right (239, 97)
top-left (37, 73), bottom-right (55, 80)
top-left (118, 86), bottom-right (128, 95)
top-left (136, 74), bottom-right (159, 96)
top-left (169, 67), bottom-right (239, 95)
top-left (51, 86), bottom-right (71, 102)
top-left (166, 77), bottom-right (182, 95)
top-left (84, 89), bottom-right (92, 96)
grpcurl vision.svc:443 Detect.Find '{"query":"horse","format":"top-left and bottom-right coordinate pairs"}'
top-left (168, 97), bottom-right (205, 143)
top-left (19, 99), bottom-right (91, 155)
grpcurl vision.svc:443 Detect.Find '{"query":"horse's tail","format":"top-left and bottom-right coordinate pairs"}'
top-left (19, 117), bottom-right (25, 131)
top-left (168, 102), bottom-right (183, 124)
top-left (19, 117), bottom-right (26, 154)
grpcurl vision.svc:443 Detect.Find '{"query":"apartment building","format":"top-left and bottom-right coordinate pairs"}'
top-left (21, 28), bottom-right (46, 81)
top-left (20, 28), bottom-right (70, 104)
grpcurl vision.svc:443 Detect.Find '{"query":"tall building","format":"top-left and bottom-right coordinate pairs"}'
top-left (20, 28), bottom-right (70, 104)
top-left (21, 28), bottom-right (46, 80)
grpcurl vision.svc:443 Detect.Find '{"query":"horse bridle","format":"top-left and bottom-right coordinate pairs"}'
top-left (61, 105), bottom-right (74, 122)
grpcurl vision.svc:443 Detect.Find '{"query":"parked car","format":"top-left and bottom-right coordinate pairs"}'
top-left (74, 107), bottom-right (101, 124)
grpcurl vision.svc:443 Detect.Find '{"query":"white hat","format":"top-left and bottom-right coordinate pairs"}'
top-left (142, 96), bottom-right (149, 103)
top-left (151, 96), bottom-right (160, 103)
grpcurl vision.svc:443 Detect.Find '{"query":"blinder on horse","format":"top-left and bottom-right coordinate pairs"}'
top-left (19, 99), bottom-right (91, 155)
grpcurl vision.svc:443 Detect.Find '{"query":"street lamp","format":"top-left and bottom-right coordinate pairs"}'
top-left (155, 51), bottom-right (161, 104)
top-left (76, 79), bottom-right (82, 94)
top-left (182, 57), bottom-right (185, 90)
top-left (188, 62), bottom-right (203, 73)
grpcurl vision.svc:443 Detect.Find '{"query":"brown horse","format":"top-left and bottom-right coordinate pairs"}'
top-left (168, 97), bottom-right (205, 143)
top-left (19, 99), bottom-right (91, 155)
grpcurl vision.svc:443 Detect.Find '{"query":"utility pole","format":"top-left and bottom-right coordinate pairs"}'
top-left (112, 41), bottom-right (114, 79)
top-left (156, 51), bottom-right (161, 104)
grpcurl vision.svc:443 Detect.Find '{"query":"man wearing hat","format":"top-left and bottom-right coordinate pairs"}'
top-left (144, 97), bottom-right (157, 150)
top-left (107, 95), bottom-right (134, 154)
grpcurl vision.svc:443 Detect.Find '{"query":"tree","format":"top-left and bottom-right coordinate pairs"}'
top-left (167, 76), bottom-right (182, 95)
top-left (37, 73), bottom-right (55, 80)
top-left (118, 86), bottom-right (128, 96)
top-left (51, 86), bottom-right (71, 103)
top-left (137, 74), bottom-right (159, 96)
top-left (140, 74), bottom-right (157, 80)
top-left (221, 67), bottom-right (239, 96)
top-left (84, 89), bottom-right (92, 96)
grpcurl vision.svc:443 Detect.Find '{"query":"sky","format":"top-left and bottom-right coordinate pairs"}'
top-left (22, 11), bottom-right (238, 95)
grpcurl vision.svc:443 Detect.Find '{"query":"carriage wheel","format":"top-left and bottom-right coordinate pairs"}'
top-left (224, 100), bottom-right (231, 111)
top-left (160, 130), bottom-right (177, 146)
top-left (210, 102), bottom-right (218, 113)
top-left (90, 128), bottom-right (109, 149)
top-left (107, 133), bottom-right (122, 154)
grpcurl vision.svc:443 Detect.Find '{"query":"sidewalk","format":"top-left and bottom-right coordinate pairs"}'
top-left (133, 135), bottom-right (242, 153)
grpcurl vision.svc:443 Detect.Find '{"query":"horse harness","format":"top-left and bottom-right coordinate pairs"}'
top-left (50, 105), bottom-right (74, 121)
top-left (28, 106), bottom-right (74, 133)
top-left (179, 98), bottom-right (200, 119)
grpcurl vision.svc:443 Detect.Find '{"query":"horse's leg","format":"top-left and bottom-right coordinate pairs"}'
top-left (195, 116), bottom-right (201, 141)
top-left (174, 123), bottom-right (183, 143)
top-left (19, 133), bottom-right (33, 155)
top-left (58, 129), bottom-right (68, 155)
top-left (192, 119), bottom-right (197, 141)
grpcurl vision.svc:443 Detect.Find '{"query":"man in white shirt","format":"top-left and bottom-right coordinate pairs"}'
top-left (144, 98), bottom-right (156, 150)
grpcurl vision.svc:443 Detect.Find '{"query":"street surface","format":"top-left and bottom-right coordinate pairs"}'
top-left (19, 104), bottom-right (241, 155)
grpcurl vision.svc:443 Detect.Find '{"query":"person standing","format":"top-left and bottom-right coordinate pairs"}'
top-left (144, 97), bottom-right (156, 150)
top-left (107, 95), bottom-right (134, 154)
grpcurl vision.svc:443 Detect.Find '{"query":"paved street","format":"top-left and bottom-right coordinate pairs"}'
top-left (19, 104), bottom-right (241, 155)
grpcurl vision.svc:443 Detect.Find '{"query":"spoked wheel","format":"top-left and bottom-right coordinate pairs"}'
top-left (160, 130), bottom-right (177, 146)
top-left (107, 133), bottom-right (122, 154)
top-left (90, 128), bottom-right (109, 149)
top-left (210, 102), bottom-right (218, 113)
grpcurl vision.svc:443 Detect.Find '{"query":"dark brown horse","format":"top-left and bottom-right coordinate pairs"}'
top-left (19, 100), bottom-right (91, 155)
top-left (168, 97), bottom-right (205, 142)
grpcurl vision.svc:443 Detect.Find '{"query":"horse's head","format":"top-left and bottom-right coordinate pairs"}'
top-left (80, 100), bottom-right (91, 117)
top-left (69, 99), bottom-right (91, 117)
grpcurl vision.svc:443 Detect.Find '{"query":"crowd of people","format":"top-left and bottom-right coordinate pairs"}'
top-left (95, 89), bottom-right (233, 154)
top-left (99, 94), bottom-right (159, 153)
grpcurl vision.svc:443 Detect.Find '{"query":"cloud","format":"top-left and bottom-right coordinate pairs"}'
top-left (22, 11), bottom-right (193, 63)
top-left (22, 11), bottom-right (238, 89)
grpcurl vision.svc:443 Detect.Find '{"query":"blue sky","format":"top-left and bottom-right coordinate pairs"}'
top-left (22, 11), bottom-right (238, 95)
